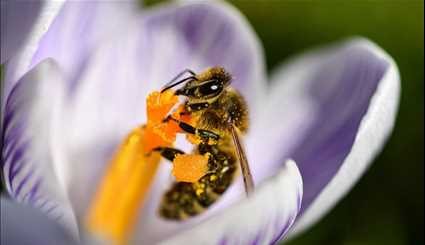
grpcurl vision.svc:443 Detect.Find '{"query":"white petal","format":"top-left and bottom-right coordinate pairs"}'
top-left (2, 0), bottom-right (64, 107)
top-left (30, 1), bottom-right (139, 82)
top-left (261, 38), bottom-right (400, 238)
top-left (288, 39), bottom-right (400, 237)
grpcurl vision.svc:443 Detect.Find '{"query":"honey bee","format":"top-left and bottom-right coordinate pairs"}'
top-left (152, 67), bottom-right (254, 220)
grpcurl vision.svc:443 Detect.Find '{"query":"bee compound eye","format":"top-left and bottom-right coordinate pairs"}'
top-left (199, 80), bottom-right (222, 96)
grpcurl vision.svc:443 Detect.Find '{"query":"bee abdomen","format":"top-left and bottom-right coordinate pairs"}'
top-left (159, 182), bottom-right (206, 220)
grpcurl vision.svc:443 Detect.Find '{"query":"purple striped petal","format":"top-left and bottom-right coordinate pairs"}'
top-left (159, 160), bottom-right (302, 245)
top-left (2, 59), bottom-right (78, 237)
top-left (249, 38), bottom-right (399, 237)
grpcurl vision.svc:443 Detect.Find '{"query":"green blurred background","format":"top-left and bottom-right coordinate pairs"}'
top-left (223, 1), bottom-right (423, 244)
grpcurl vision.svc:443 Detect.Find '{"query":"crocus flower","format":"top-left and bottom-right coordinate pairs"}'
top-left (1, 1), bottom-right (400, 244)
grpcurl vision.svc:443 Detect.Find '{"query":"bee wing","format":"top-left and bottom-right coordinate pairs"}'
top-left (230, 125), bottom-right (254, 196)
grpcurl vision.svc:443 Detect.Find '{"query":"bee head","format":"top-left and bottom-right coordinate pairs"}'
top-left (175, 67), bottom-right (231, 101)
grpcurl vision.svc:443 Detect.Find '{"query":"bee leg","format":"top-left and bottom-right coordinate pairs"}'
top-left (163, 116), bottom-right (220, 142)
top-left (151, 147), bottom-right (185, 162)
top-left (179, 111), bottom-right (191, 116)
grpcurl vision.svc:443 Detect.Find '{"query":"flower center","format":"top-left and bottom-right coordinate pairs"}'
top-left (85, 90), bottom-right (207, 244)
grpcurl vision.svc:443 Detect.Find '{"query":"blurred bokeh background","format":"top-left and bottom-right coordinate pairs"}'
top-left (1, 1), bottom-right (423, 244)
top-left (222, 1), bottom-right (423, 244)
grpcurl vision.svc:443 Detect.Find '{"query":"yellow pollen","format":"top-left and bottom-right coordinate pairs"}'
top-left (172, 154), bottom-right (209, 183)
top-left (196, 188), bottom-right (204, 196)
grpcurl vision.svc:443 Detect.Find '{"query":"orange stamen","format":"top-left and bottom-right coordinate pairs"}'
top-left (146, 90), bottom-right (178, 125)
top-left (85, 90), bottom-right (186, 244)
top-left (85, 127), bottom-right (161, 244)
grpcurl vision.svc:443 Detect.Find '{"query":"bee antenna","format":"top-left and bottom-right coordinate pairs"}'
top-left (161, 76), bottom-right (197, 93)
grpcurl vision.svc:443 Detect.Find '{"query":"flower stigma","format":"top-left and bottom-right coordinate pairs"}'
top-left (85, 90), bottom-right (208, 244)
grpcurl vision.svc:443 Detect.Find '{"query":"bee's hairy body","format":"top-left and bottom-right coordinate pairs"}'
top-left (158, 67), bottom-right (249, 220)
top-left (159, 138), bottom-right (237, 220)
